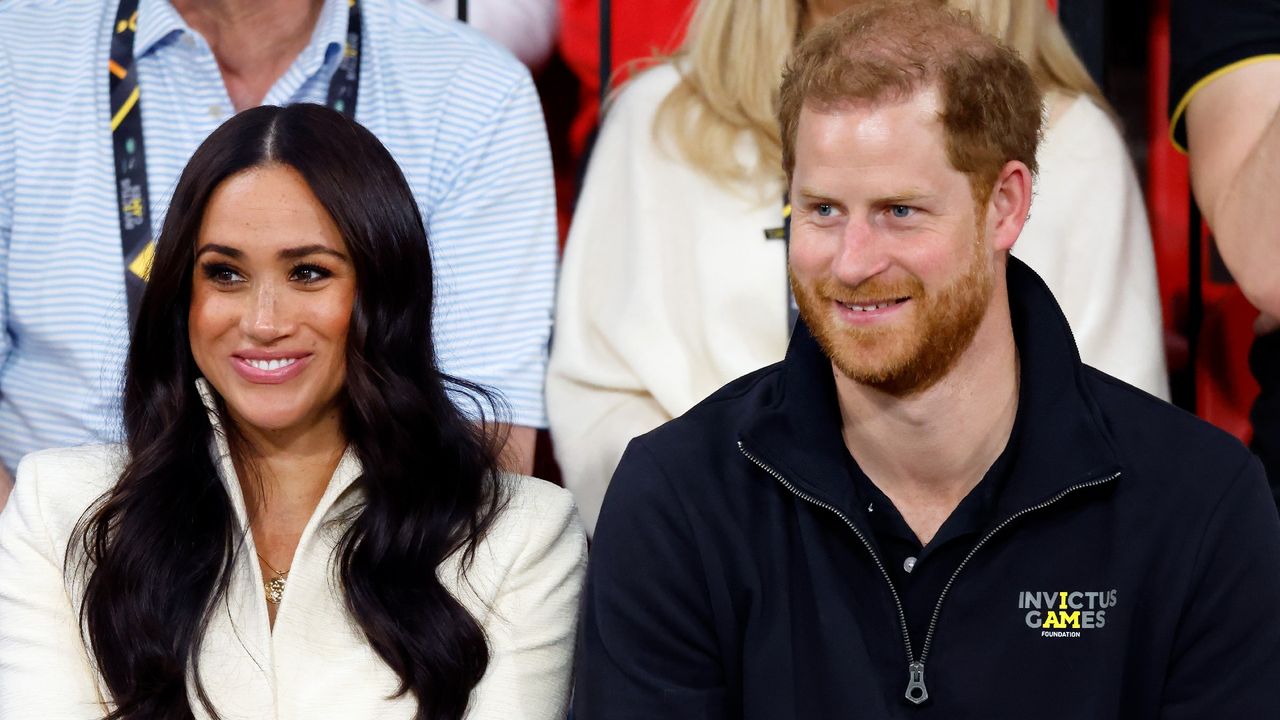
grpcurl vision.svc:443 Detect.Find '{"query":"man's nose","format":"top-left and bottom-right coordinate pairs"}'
top-left (830, 218), bottom-right (892, 288)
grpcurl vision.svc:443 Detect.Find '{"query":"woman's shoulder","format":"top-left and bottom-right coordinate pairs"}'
top-left (17, 444), bottom-right (125, 486)
top-left (605, 63), bottom-right (684, 127)
top-left (619, 63), bottom-right (684, 102)
top-left (442, 474), bottom-right (585, 610)
top-left (11, 444), bottom-right (125, 535)
top-left (493, 474), bottom-right (584, 543)
top-left (1043, 93), bottom-right (1127, 157)
top-left (3, 440), bottom-right (124, 563)
top-left (472, 475), bottom-right (585, 572)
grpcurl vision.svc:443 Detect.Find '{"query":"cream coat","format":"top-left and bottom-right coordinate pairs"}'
top-left (0, 385), bottom-right (586, 719)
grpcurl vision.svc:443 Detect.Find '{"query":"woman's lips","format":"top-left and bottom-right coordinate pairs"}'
top-left (230, 354), bottom-right (313, 384)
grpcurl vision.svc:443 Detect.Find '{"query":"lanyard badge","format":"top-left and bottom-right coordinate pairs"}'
top-left (764, 197), bottom-right (797, 334)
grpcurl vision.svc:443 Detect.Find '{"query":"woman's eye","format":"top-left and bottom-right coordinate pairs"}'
top-left (200, 263), bottom-right (243, 286)
top-left (889, 205), bottom-right (914, 219)
top-left (290, 264), bottom-right (332, 284)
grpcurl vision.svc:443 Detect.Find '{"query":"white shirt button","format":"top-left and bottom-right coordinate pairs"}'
top-left (208, 104), bottom-right (226, 119)
top-left (904, 556), bottom-right (918, 573)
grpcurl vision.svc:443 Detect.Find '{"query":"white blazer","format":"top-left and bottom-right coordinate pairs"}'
top-left (0, 385), bottom-right (587, 719)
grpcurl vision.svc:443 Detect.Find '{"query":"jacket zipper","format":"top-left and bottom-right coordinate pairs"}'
top-left (737, 440), bottom-right (1119, 706)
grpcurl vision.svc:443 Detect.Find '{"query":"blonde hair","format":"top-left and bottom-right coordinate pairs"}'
top-left (652, 0), bottom-right (1101, 187)
top-left (652, 0), bottom-right (801, 187)
top-left (945, 0), bottom-right (1109, 109)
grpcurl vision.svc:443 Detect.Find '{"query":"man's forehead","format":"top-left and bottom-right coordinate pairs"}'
top-left (794, 86), bottom-right (949, 172)
top-left (800, 84), bottom-right (944, 127)
top-left (791, 85), bottom-right (969, 201)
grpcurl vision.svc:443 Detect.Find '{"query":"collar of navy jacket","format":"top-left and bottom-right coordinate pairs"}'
top-left (738, 256), bottom-right (1125, 533)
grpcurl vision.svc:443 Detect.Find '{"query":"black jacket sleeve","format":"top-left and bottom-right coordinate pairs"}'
top-left (1168, 0), bottom-right (1280, 147)
top-left (573, 439), bottom-right (731, 720)
top-left (1160, 454), bottom-right (1280, 717)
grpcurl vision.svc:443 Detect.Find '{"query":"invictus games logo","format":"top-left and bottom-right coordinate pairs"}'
top-left (1019, 589), bottom-right (1117, 638)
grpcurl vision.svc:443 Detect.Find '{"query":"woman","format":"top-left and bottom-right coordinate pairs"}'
top-left (547, 0), bottom-right (1168, 536)
top-left (0, 104), bottom-right (586, 719)
top-left (950, 0), bottom-right (1167, 404)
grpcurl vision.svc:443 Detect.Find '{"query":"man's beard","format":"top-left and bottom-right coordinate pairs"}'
top-left (791, 230), bottom-right (995, 397)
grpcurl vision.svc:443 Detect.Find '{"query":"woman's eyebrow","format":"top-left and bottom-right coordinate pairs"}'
top-left (277, 244), bottom-right (349, 261)
top-left (194, 243), bottom-right (242, 259)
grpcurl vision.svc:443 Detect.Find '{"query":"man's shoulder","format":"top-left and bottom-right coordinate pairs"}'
top-left (0, 0), bottom-right (89, 23)
top-left (366, 0), bottom-right (530, 94)
top-left (0, 1), bottom-right (106, 70)
top-left (1084, 368), bottom-right (1258, 497)
top-left (620, 362), bottom-right (784, 487)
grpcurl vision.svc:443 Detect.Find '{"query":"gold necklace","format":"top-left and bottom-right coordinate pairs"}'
top-left (256, 552), bottom-right (290, 605)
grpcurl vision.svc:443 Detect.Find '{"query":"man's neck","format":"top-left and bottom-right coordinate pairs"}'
top-left (836, 293), bottom-right (1020, 546)
top-left (172, 0), bottom-right (325, 111)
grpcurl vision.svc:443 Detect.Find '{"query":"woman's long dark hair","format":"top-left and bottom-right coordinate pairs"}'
top-left (71, 104), bottom-right (507, 720)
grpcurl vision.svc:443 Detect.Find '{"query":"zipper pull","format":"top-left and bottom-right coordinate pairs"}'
top-left (905, 661), bottom-right (928, 705)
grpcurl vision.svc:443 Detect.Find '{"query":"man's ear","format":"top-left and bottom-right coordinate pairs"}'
top-left (985, 160), bottom-right (1033, 252)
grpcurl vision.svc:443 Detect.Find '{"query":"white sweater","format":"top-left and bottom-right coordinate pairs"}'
top-left (547, 65), bottom-right (1169, 535)
top-left (0, 386), bottom-right (586, 719)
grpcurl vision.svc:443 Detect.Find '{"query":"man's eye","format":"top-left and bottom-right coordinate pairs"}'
top-left (889, 205), bottom-right (914, 219)
top-left (816, 204), bottom-right (834, 217)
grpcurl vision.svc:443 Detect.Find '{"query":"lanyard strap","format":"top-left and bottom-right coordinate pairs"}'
top-left (325, 0), bottom-right (363, 117)
top-left (109, 0), bottom-right (363, 324)
top-left (764, 196), bottom-right (797, 333)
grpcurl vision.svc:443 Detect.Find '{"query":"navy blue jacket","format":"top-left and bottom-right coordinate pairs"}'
top-left (575, 258), bottom-right (1280, 719)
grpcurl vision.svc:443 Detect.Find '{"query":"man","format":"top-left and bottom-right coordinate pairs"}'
top-left (0, 0), bottom-right (555, 507)
top-left (575, 2), bottom-right (1280, 717)
top-left (1168, 0), bottom-right (1280, 501)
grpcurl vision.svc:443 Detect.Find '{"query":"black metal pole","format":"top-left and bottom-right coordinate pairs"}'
top-left (599, 0), bottom-right (612, 117)
top-left (1187, 196), bottom-right (1204, 414)
top-left (457, 0), bottom-right (468, 23)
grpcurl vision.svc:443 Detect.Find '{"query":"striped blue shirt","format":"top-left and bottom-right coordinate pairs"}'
top-left (0, 0), bottom-right (557, 471)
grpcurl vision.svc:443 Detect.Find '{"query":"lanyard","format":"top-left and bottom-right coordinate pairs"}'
top-left (764, 196), bottom-right (797, 333)
top-left (109, 0), bottom-right (363, 324)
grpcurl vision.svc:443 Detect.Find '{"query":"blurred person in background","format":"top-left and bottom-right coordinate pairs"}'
top-left (0, 104), bottom-right (585, 719)
top-left (0, 0), bottom-right (558, 510)
top-left (1169, 0), bottom-right (1280, 501)
top-left (945, 2), bottom-right (1166, 392)
top-left (548, 0), bottom-right (1168, 535)
top-left (420, 0), bottom-right (559, 72)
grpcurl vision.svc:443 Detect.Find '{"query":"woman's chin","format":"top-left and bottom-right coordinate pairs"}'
top-left (223, 403), bottom-right (321, 438)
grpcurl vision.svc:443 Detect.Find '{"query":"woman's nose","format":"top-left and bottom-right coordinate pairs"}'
top-left (240, 282), bottom-right (293, 342)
